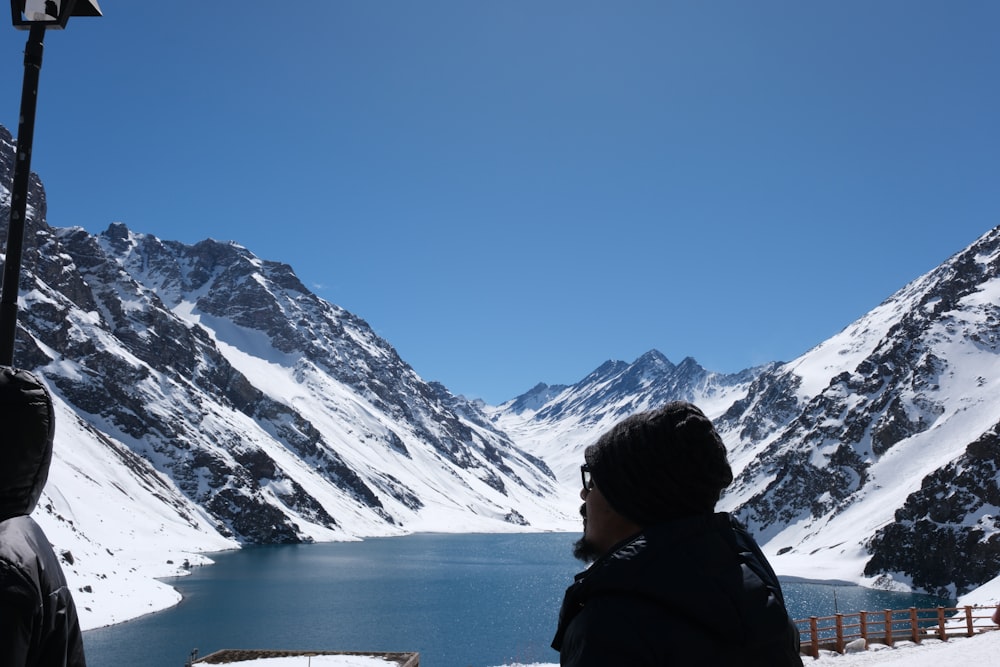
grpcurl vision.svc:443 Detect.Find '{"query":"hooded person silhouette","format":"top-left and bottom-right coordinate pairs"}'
top-left (0, 367), bottom-right (87, 666)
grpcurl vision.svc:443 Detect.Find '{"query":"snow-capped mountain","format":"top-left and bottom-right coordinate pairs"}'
top-left (489, 351), bottom-right (769, 503)
top-left (724, 227), bottom-right (1000, 600)
top-left (1, 126), bottom-right (570, 628)
top-left (494, 226), bottom-right (1000, 601)
top-left (3, 120), bottom-right (999, 629)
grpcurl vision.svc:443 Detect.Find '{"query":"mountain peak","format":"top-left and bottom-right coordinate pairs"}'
top-left (635, 349), bottom-right (673, 367)
top-left (9, 116), bottom-right (1000, 622)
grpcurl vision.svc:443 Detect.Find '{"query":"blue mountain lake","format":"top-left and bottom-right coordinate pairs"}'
top-left (83, 532), bottom-right (952, 667)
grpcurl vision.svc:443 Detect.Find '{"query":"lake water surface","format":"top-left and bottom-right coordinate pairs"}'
top-left (83, 533), bottom-right (951, 667)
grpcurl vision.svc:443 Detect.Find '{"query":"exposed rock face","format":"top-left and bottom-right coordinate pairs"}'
top-left (493, 226), bottom-right (1000, 598)
top-left (718, 227), bottom-right (1000, 597)
top-left (865, 422), bottom-right (1000, 597)
top-left (5, 121), bottom-right (1000, 599)
top-left (1, 125), bottom-right (562, 545)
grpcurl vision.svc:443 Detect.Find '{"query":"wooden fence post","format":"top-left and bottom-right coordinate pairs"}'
top-left (791, 605), bottom-right (1000, 654)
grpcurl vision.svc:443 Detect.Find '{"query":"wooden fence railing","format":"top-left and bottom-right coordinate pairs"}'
top-left (794, 605), bottom-right (999, 658)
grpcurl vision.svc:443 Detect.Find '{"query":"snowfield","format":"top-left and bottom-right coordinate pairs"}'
top-left (805, 629), bottom-right (1000, 665)
top-left (488, 630), bottom-right (1000, 666)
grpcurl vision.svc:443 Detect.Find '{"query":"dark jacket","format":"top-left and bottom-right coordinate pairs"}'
top-left (552, 513), bottom-right (803, 666)
top-left (0, 367), bottom-right (87, 667)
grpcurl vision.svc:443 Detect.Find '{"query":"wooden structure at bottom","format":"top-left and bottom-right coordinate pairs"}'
top-left (794, 605), bottom-right (998, 658)
top-left (191, 649), bottom-right (419, 666)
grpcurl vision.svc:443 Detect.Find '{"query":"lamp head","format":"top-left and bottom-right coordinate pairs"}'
top-left (11, 0), bottom-right (101, 29)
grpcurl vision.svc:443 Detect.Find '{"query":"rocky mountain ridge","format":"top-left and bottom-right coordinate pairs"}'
top-left (3, 122), bottom-right (999, 625)
top-left (494, 225), bottom-right (1000, 600)
top-left (2, 123), bottom-right (575, 627)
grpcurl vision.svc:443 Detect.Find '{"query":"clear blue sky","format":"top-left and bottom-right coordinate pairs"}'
top-left (1, 2), bottom-right (998, 404)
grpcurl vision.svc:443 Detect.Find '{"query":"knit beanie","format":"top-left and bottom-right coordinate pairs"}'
top-left (584, 401), bottom-right (733, 525)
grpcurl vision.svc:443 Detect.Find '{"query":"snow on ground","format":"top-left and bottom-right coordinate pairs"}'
top-left (488, 630), bottom-right (1000, 666)
top-left (37, 400), bottom-right (238, 630)
top-left (805, 629), bottom-right (1000, 664)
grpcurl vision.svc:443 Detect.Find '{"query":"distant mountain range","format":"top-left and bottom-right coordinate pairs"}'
top-left (2, 124), bottom-right (998, 629)
top-left (493, 226), bottom-right (1000, 600)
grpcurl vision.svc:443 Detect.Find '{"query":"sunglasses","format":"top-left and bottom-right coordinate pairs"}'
top-left (580, 463), bottom-right (594, 492)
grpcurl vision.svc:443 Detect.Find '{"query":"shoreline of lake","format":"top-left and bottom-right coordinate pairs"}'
top-left (780, 575), bottom-right (861, 587)
top-left (82, 533), bottom-right (961, 667)
top-left (85, 530), bottom-right (931, 634)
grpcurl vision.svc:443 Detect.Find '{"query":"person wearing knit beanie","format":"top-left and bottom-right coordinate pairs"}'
top-left (553, 401), bottom-right (803, 666)
top-left (585, 401), bottom-right (734, 526)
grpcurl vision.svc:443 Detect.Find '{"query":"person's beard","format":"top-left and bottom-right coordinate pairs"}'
top-left (572, 536), bottom-right (600, 563)
top-left (572, 502), bottom-right (601, 563)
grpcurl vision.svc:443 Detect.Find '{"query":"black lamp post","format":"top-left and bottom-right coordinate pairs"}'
top-left (0, 0), bottom-right (100, 365)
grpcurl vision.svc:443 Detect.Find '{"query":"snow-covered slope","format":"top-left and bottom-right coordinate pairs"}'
top-left (488, 351), bottom-right (766, 516)
top-left (1, 125), bottom-right (572, 630)
top-left (495, 227), bottom-right (1000, 604)
top-left (723, 228), bottom-right (1000, 599)
top-left (3, 122), bottom-right (999, 629)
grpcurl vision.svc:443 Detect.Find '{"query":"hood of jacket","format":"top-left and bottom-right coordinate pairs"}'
top-left (0, 367), bottom-right (55, 520)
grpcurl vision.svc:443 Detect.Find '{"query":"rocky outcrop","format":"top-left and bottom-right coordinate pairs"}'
top-left (865, 422), bottom-right (1000, 597)
top-left (494, 226), bottom-right (1000, 597)
top-left (2, 126), bottom-right (564, 544)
